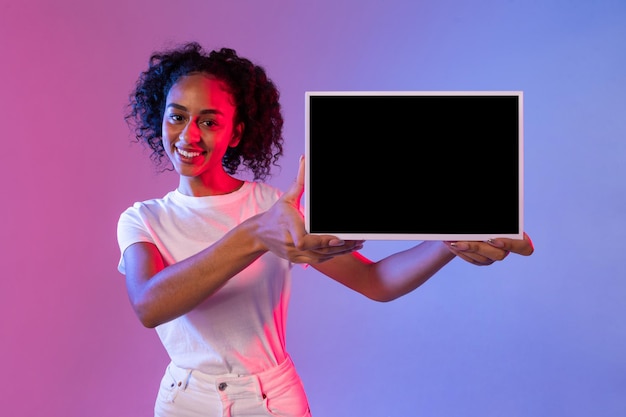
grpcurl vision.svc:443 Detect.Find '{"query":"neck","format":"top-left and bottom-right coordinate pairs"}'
top-left (177, 173), bottom-right (244, 197)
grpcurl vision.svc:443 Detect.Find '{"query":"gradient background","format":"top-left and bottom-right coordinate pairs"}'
top-left (1, 1), bottom-right (624, 416)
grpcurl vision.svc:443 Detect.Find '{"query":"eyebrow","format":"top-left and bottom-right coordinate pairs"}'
top-left (165, 103), bottom-right (224, 116)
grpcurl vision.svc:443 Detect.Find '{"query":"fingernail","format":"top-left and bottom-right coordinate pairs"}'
top-left (487, 239), bottom-right (504, 248)
top-left (450, 242), bottom-right (469, 251)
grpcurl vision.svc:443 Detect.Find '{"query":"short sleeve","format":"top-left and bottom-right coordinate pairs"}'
top-left (116, 205), bottom-right (155, 275)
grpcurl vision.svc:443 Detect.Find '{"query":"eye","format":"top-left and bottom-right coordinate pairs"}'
top-left (200, 119), bottom-right (218, 128)
top-left (166, 113), bottom-right (185, 123)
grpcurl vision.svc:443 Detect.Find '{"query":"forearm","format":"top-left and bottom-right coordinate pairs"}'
top-left (362, 235), bottom-right (533, 301)
top-left (128, 217), bottom-right (267, 327)
top-left (367, 241), bottom-right (456, 301)
top-left (314, 240), bottom-right (456, 302)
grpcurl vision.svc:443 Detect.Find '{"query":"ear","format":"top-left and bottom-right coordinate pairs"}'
top-left (230, 122), bottom-right (244, 147)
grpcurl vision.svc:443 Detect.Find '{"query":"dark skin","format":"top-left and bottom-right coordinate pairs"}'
top-left (122, 73), bottom-right (534, 328)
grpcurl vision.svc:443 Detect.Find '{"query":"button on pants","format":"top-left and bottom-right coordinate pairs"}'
top-left (154, 356), bottom-right (312, 417)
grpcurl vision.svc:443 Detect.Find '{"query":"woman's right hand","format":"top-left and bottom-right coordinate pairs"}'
top-left (253, 157), bottom-right (363, 264)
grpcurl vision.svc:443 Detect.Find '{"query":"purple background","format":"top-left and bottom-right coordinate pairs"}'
top-left (1, 1), bottom-right (624, 416)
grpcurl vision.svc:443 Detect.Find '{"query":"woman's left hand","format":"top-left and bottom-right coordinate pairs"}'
top-left (443, 232), bottom-right (534, 266)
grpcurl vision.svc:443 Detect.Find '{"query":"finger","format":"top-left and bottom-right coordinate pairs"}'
top-left (453, 250), bottom-right (494, 266)
top-left (278, 157), bottom-right (307, 248)
top-left (298, 234), bottom-right (345, 251)
top-left (488, 232), bottom-right (534, 256)
top-left (281, 156), bottom-right (305, 207)
top-left (291, 253), bottom-right (335, 265)
top-left (296, 154), bottom-right (305, 189)
top-left (314, 240), bottom-right (364, 255)
top-left (445, 241), bottom-right (508, 262)
top-left (294, 243), bottom-right (363, 264)
top-left (285, 212), bottom-right (307, 250)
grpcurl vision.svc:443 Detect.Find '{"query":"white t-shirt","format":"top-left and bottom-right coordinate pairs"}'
top-left (117, 181), bottom-right (293, 375)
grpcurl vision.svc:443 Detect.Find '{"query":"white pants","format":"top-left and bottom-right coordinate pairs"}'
top-left (154, 356), bottom-right (312, 417)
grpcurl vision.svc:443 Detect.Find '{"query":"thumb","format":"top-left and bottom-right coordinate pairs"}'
top-left (281, 155), bottom-right (305, 207)
top-left (490, 232), bottom-right (535, 256)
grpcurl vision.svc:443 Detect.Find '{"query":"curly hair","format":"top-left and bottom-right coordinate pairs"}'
top-left (124, 42), bottom-right (284, 181)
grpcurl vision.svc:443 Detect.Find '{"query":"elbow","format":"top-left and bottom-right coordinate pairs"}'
top-left (365, 290), bottom-right (402, 303)
top-left (373, 294), bottom-right (401, 303)
top-left (127, 285), bottom-right (175, 328)
top-left (133, 306), bottom-right (160, 329)
top-left (130, 299), bottom-right (166, 329)
top-left (138, 314), bottom-right (161, 329)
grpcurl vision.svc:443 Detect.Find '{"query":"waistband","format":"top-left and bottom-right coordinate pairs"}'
top-left (167, 356), bottom-right (297, 395)
top-left (195, 356), bottom-right (293, 383)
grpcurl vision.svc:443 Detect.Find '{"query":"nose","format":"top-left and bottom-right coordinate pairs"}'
top-left (179, 119), bottom-right (201, 143)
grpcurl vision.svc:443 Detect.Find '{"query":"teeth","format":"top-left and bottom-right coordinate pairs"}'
top-left (177, 148), bottom-right (201, 158)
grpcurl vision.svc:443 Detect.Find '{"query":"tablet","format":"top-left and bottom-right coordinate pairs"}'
top-left (304, 91), bottom-right (524, 241)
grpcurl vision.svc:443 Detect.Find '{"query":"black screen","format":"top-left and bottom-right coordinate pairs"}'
top-left (306, 92), bottom-right (522, 239)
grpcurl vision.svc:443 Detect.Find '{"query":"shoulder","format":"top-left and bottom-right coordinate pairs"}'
top-left (247, 181), bottom-right (283, 203)
top-left (119, 191), bottom-right (177, 220)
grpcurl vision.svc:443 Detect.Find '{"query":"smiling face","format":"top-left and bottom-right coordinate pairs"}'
top-left (162, 73), bottom-right (243, 195)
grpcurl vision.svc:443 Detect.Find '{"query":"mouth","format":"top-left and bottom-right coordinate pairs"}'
top-left (176, 147), bottom-right (204, 159)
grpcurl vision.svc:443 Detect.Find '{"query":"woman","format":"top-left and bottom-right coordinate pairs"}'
top-left (117, 42), bottom-right (533, 417)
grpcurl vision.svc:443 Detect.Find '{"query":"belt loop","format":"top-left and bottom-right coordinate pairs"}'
top-left (183, 369), bottom-right (193, 390)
